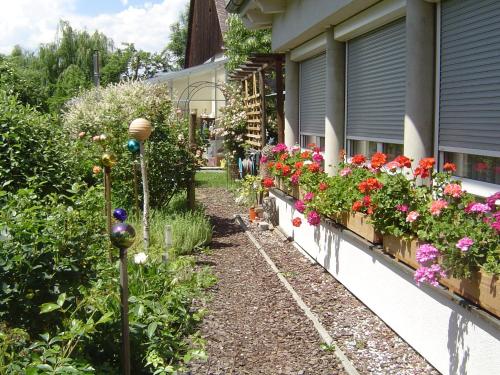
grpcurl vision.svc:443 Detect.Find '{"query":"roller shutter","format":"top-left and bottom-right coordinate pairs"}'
top-left (299, 53), bottom-right (326, 136)
top-left (439, 0), bottom-right (500, 156)
top-left (346, 18), bottom-right (406, 143)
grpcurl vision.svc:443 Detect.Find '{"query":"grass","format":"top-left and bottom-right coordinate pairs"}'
top-left (195, 171), bottom-right (229, 188)
top-left (129, 193), bottom-right (213, 260)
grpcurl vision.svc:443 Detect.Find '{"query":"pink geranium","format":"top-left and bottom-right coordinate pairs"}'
top-left (414, 264), bottom-right (446, 287)
top-left (340, 167), bottom-right (352, 177)
top-left (307, 211), bottom-right (321, 226)
top-left (271, 143), bottom-right (288, 153)
top-left (443, 183), bottom-right (463, 198)
top-left (303, 192), bottom-right (314, 202)
top-left (430, 199), bottom-right (448, 216)
top-left (312, 153), bottom-right (324, 163)
top-left (456, 237), bottom-right (474, 252)
top-left (416, 244), bottom-right (440, 265)
top-left (396, 204), bottom-right (409, 212)
top-left (464, 203), bottom-right (491, 214)
top-left (294, 200), bottom-right (306, 213)
top-left (406, 211), bottom-right (419, 223)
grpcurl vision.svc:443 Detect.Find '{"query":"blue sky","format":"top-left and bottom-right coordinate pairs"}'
top-left (0, 0), bottom-right (189, 54)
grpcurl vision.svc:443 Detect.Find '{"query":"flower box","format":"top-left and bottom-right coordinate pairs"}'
top-left (274, 176), bottom-right (301, 199)
top-left (332, 212), bottom-right (382, 244)
top-left (382, 234), bottom-right (500, 318)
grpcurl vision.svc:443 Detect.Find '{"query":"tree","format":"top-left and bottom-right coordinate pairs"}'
top-left (162, 5), bottom-right (189, 70)
top-left (223, 15), bottom-right (272, 72)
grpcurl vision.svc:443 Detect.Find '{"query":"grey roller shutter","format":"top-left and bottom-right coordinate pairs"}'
top-left (439, 0), bottom-right (500, 157)
top-left (346, 18), bottom-right (406, 143)
top-left (299, 53), bottom-right (326, 136)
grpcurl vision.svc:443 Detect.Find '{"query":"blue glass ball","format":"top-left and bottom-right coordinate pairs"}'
top-left (110, 223), bottom-right (136, 249)
top-left (127, 139), bottom-right (140, 154)
top-left (113, 208), bottom-right (128, 222)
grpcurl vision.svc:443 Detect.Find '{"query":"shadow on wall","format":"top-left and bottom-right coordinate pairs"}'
top-left (448, 311), bottom-right (470, 375)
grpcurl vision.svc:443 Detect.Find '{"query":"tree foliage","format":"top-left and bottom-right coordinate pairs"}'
top-left (162, 4), bottom-right (189, 70)
top-left (223, 14), bottom-right (272, 72)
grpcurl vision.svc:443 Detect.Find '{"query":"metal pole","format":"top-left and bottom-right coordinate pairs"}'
top-left (139, 142), bottom-right (149, 251)
top-left (104, 166), bottom-right (113, 261)
top-left (187, 112), bottom-right (197, 210)
top-left (119, 247), bottom-right (130, 375)
top-left (133, 162), bottom-right (140, 217)
top-left (93, 50), bottom-right (100, 88)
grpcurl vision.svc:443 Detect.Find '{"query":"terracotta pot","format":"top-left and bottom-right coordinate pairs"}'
top-left (249, 207), bottom-right (256, 222)
top-left (382, 234), bottom-right (500, 318)
top-left (129, 118), bottom-right (152, 141)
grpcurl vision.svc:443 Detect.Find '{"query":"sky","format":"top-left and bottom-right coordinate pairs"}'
top-left (0, 0), bottom-right (189, 54)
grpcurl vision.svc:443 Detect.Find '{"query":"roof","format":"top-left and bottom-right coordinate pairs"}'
top-left (148, 58), bottom-right (227, 84)
top-left (214, 0), bottom-right (229, 34)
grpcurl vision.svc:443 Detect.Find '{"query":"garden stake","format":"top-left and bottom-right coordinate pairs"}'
top-left (129, 118), bottom-right (152, 252)
top-left (109, 216), bottom-right (135, 375)
top-left (102, 152), bottom-right (117, 262)
top-left (187, 111), bottom-right (197, 211)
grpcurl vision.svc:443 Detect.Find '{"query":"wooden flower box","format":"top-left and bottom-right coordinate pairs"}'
top-left (382, 234), bottom-right (500, 318)
top-left (332, 212), bottom-right (382, 244)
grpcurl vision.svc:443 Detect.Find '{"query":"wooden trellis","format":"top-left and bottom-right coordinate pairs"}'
top-left (243, 72), bottom-right (266, 148)
top-left (229, 54), bottom-right (284, 150)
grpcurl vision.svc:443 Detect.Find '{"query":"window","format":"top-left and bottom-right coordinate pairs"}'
top-left (301, 134), bottom-right (325, 151)
top-left (438, 0), bottom-right (500, 188)
top-left (348, 140), bottom-right (403, 160)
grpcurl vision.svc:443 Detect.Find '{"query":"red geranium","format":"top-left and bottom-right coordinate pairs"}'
top-left (414, 167), bottom-right (430, 179)
top-left (282, 165), bottom-right (291, 176)
top-left (262, 177), bottom-right (274, 188)
top-left (292, 217), bottom-right (302, 227)
top-left (363, 195), bottom-right (371, 206)
top-left (370, 152), bottom-right (387, 169)
top-left (280, 153), bottom-right (289, 161)
top-left (301, 151), bottom-right (311, 159)
top-left (319, 182), bottom-right (328, 191)
top-left (313, 146), bottom-right (321, 153)
top-left (394, 155), bottom-right (412, 168)
top-left (267, 161), bottom-right (275, 169)
top-left (352, 200), bottom-right (363, 212)
top-left (358, 178), bottom-right (383, 194)
top-left (443, 162), bottom-right (457, 172)
top-left (295, 161), bottom-right (304, 169)
top-left (308, 163), bottom-right (320, 173)
top-left (419, 157), bottom-right (435, 170)
top-left (275, 162), bottom-right (283, 171)
top-left (351, 154), bottom-right (366, 165)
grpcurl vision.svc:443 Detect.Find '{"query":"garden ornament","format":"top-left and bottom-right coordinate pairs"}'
top-left (127, 139), bottom-right (140, 154)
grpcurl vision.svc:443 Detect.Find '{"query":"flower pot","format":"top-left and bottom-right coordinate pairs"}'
top-left (382, 235), bottom-right (420, 269)
top-left (382, 234), bottom-right (500, 318)
top-left (344, 212), bottom-right (382, 244)
top-left (249, 207), bottom-right (257, 222)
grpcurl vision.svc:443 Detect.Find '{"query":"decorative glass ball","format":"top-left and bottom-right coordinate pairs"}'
top-left (127, 139), bottom-right (140, 154)
top-left (113, 208), bottom-right (128, 222)
top-left (101, 152), bottom-right (117, 167)
top-left (110, 223), bottom-right (136, 249)
top-left (129, 118), bottom-right (152, 141)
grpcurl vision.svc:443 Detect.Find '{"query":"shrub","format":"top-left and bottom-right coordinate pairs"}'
top-left (0, 90), bottom-right (83, 195)
top-left (62, 81), bottom-right (197, 209)
top-left (171, 211), bottom-right (213, 255)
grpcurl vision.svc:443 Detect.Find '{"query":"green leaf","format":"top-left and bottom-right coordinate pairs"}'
top-left (40, 303), bottom-right (60, 314)
top-left (96, 312), bottom-right (113, 325)
top-left (56, 292), bottom-right (66, 307)
top-left (146, 322), bottom-right (158, 339)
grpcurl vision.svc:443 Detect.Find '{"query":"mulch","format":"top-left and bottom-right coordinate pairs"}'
top-left (188, 187), bottom-right (438, 375)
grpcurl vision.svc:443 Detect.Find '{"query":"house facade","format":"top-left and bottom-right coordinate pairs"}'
top-left (228, 0), bottom-right (499, 197)
top-left (227, 1), bottom-right (500, 374)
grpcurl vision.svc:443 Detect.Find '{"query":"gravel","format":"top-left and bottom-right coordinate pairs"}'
top-left (189, 187), bottom-right (439, 375)
top-left (188, 188), bottom-right (346, 375)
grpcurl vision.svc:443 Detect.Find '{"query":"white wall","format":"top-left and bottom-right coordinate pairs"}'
top-left (271, 190), bottom-right (500, 375)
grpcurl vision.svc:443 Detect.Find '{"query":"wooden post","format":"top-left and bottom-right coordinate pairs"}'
top-left (139, 142), bottom-right (149, 251)
top-left (275, 56), bottom-right (285, 144)
top-left (187, 112), bottom-right (197, 210)
top-left (258, 69), bottom-right (267, 149)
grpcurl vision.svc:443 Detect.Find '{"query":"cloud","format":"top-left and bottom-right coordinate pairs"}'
top-left (0, 0), bottom-right (189, 54)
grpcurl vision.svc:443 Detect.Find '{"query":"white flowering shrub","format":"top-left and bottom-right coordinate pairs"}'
top-left (213, 83), bottom-right (248, 161)
top-left (63, 81), bottom-right (196, 208)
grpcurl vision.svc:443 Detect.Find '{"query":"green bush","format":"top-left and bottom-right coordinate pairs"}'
top-left (171, 211), bottom-right (213, 255)
top-left (0, 90), bottom-right (84, 195)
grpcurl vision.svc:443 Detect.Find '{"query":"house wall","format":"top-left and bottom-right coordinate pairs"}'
top-left (270, 190), bottom-right (500, 375)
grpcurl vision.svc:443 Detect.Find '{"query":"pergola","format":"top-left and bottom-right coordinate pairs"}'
top-left (228, 53), bottom-right (285, 149)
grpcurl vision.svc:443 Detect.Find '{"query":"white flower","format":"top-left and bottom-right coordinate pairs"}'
top-left (99, 134), bottom-right (107, 141)
top-left (303, 160), bottom-right (313, 165)
top-left (177, 134), bottom-right (184, 142)
top-left (134, 252), bottom-right (148, 265)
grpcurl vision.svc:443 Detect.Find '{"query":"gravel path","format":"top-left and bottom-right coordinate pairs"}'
top-left (189, 188), bottom-right (346, 375)
top-left (190, 187), bottom-right (439, 375)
